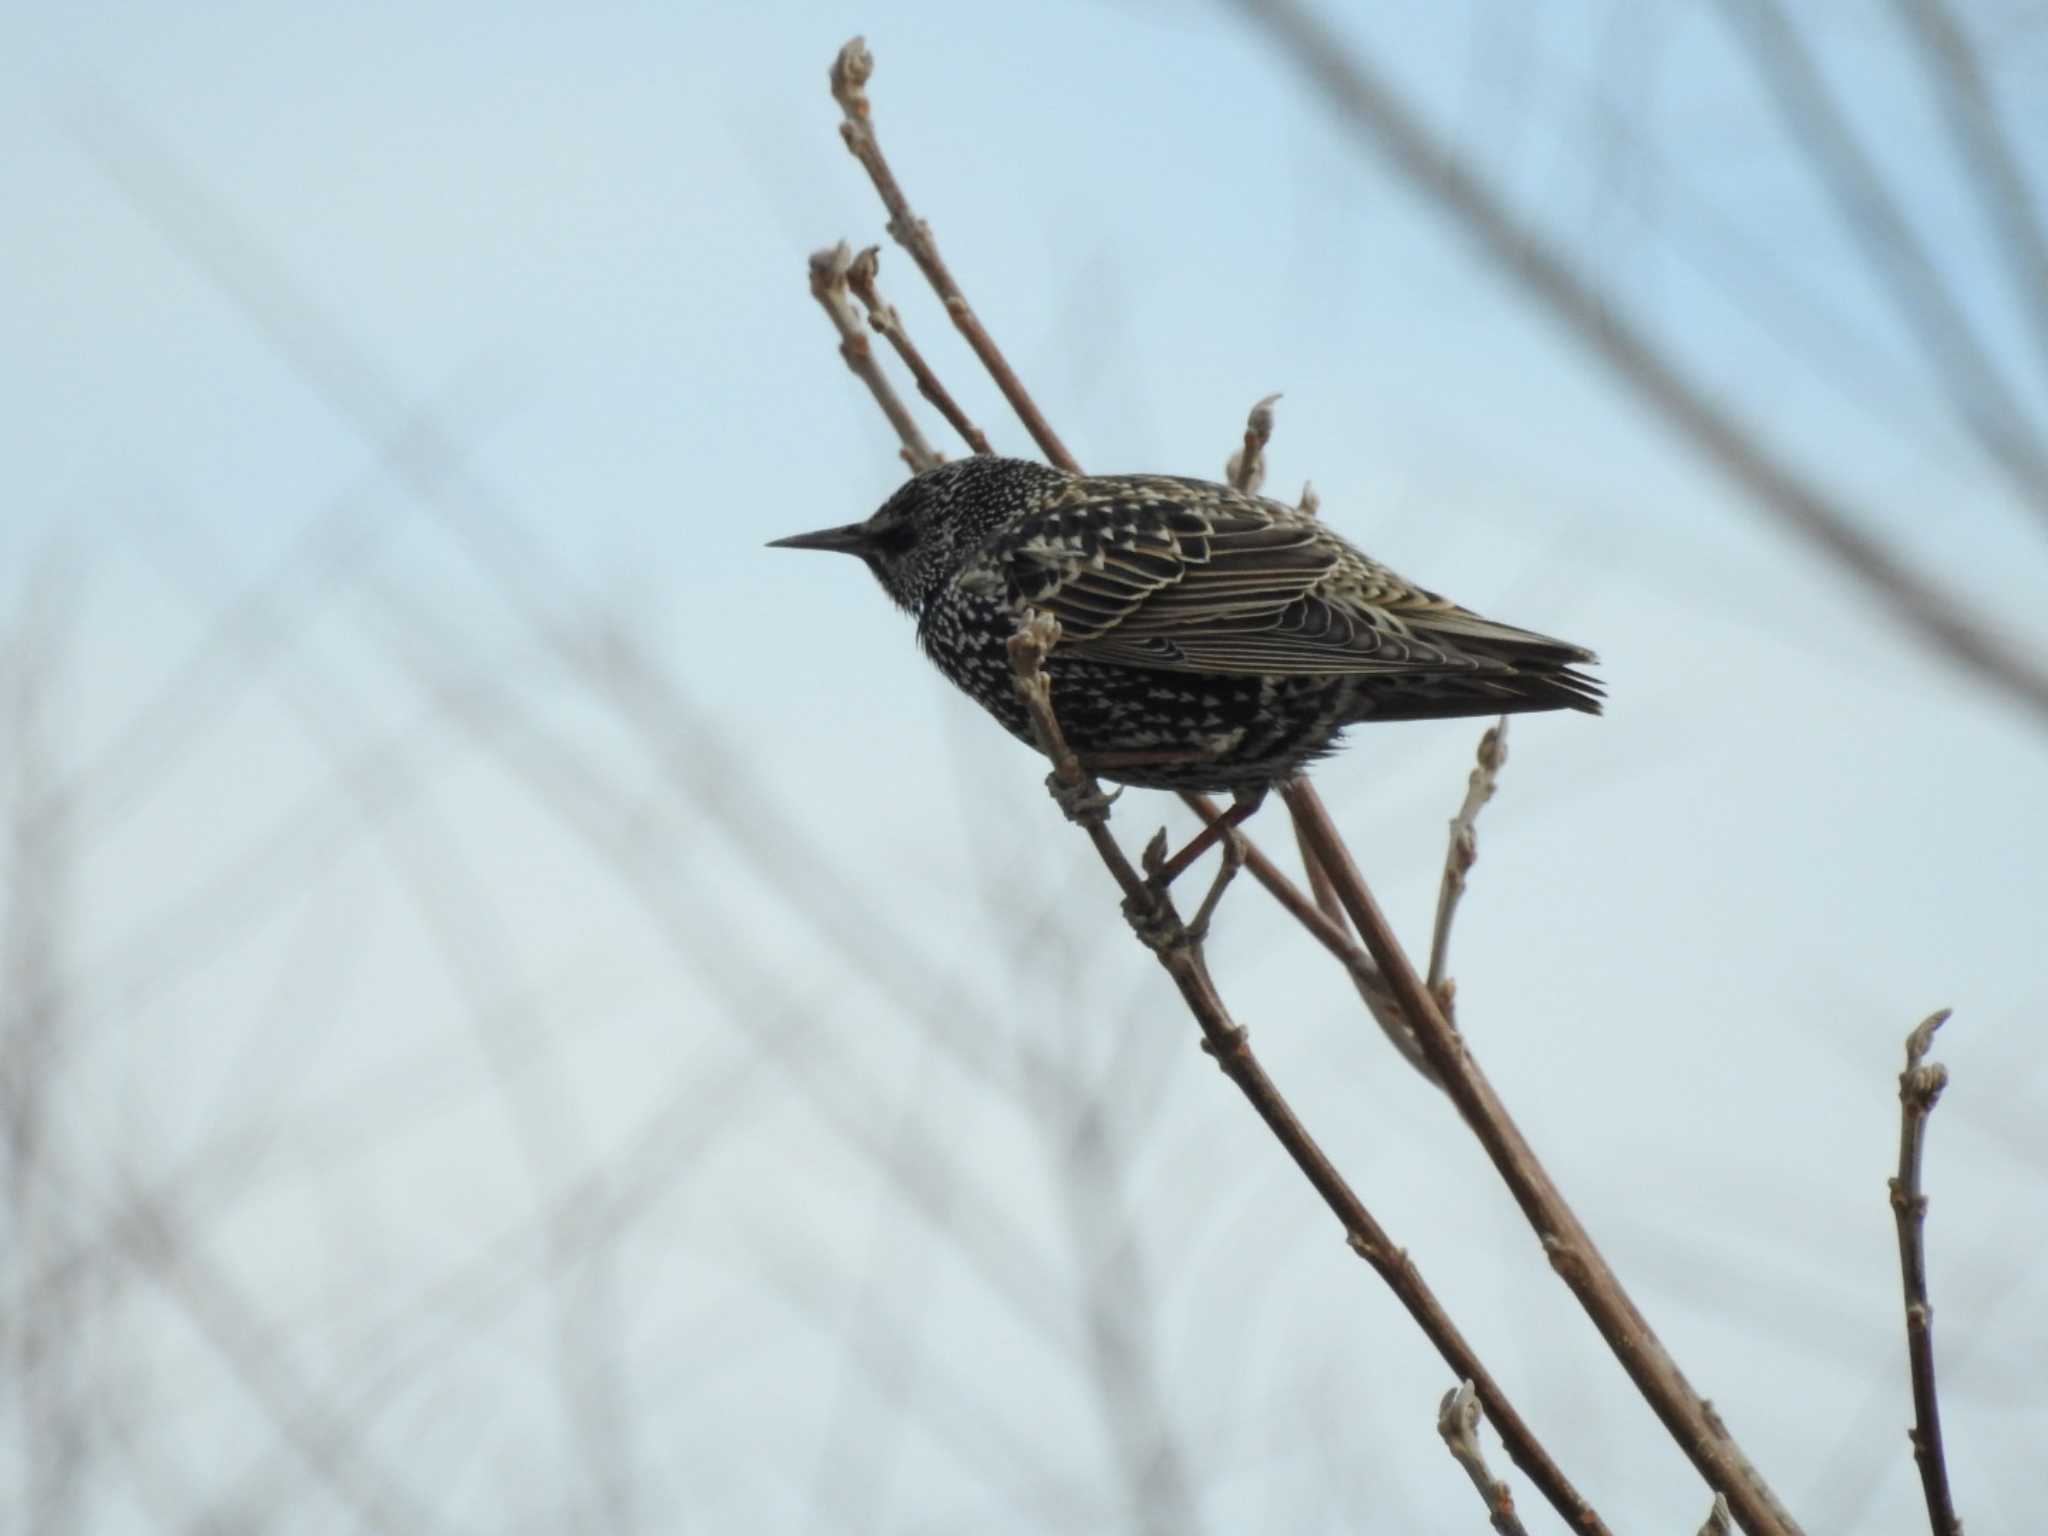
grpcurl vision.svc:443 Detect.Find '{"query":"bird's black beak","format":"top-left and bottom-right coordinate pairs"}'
top-left (767, 522), bottom-right (873, 555)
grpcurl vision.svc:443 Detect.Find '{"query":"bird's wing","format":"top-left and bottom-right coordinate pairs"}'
top-left (973, 479), bottom-right (1544, 678)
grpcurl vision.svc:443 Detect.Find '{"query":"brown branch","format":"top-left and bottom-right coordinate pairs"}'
top-left (1714, 0), bottom-right (2048, 518)
top-left (831, 38), bottom-right (1079, 473)
top-left (1182, 792), bottom-right (1433, 1079)
top-left (1890, 0), bottom-right (2048, 391)
top-left (1889, 1008), bottom-right (1963, 1536)
top-left (1438, 1381), bottom-right (1532, 1536)
top-left (1426, 719), bottom-right (1509, 1014)
top-left (844, 245), bottom-right (996, 458)
top-left (817, 44), bottom-right (1605, 1528)
top-left (808, 243), bottom-right (941, 472)
top-left (1203, 394), bottom-right (1436, 1077)
top-left (1234, 0), bottom-right (2048, 729)
top-left (1292, 809), bottom-right (1348, 930)
top-left (1003, 617), bottom-right (1609, 1536)
top-left (1279, 778), bottom-right (1802, 1536)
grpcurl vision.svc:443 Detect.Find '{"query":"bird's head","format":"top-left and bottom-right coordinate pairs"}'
top-left (769, 456), bottom-right (1066, 612)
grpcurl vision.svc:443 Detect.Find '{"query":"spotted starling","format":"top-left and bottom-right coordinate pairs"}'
top-left (770, 457), bottom-right (1599, 796)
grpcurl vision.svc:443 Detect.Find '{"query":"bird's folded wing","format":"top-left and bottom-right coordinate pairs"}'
top-left (985, 507), bottom-right (1506, 678)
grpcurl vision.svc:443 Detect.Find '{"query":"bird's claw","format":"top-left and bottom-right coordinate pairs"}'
top-left (1047, 771), bottom-right (1120, 824)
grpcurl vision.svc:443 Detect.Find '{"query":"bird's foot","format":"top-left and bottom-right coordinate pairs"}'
top-left (1046, 770), bottom-right (1120, 824)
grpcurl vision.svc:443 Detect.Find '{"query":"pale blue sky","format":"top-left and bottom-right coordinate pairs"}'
top-left (5, 3), bottom-right (2046, 1531)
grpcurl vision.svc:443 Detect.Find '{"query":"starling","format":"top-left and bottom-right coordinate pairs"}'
top-left (770, 457), bottom-right (1599, 799)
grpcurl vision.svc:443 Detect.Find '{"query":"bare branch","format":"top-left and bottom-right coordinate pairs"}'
top-left (1438, 1381), bottom-right (1532, 1536)
top-left (845, 245), bottom-right (996, 458)
top-left (823, 48), bottom-right (1605, 1528)
top-left (1279, 777), bottom-right (1803, 1536)
top-left (1714, 0), bottom-right (2048, 516)
top-left (831, 38), bottom-right (1079, 473)
top-left (999, 625), bottom-right (1609, 1536)
top-left (1427, 719), bottom-right (1509, 1013)
top-left (1890, 0), bottom-right (2048, 390)
top-left (1699, 1494), bottom-right (1734, 1536)
top-left (1190, 791), bottom-right (1435, 1079)
top-left (809, 243), bottom-right (942, 472)
top-left (1890, 1008), bottom-right (1963, 1536)
top-left (1233, 0), bottom-right (2048, 728)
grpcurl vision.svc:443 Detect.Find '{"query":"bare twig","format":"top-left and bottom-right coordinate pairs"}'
top-left (1427, 720), bottom-right (1509, 1014)
top-left (1699, 1494), bottom-right (1734, 1536)
top-left (1279, 778), bottom-right (1802, 1536)
top-left (1234, 0), bottom-right (2048, 728)
top-left (845, 245), bottom-right (995, 458)
top-left (1889, 1008), bottom-right (1963, 1536)
top-left (1714, 0), bottom-right (2048, 517)
top-left (1225, 393), bottom-right (1281, 494)
top-left (1292, 810), bottom-right (1348, 931)
top-left (1183, 793), bottom-right (1433, 1078)
top-left (831, 38), bottom-right (1079, 473)
top-left (820, 43), bottom-right (1603, 1528)
top-left (1890, 0), bottom-right (2048, 390)
top-left (1001, 620), bottom-right (1608, 1536)
top-left (1438, 1381), bottom-right (1532, 1536)
top-left (816, 108), bottom-right (1433, 1072)
top-left (1206, 393), bottom-right (1434, 1077)
top-left (809, 243), bottom-right (941, 472)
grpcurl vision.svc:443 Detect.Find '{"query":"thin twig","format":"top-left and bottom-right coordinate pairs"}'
top-left (845, 245), bottom-right (996, 458)
top-left (1292, 810), bottom-right (1348, 931)
top-left (1002, 619), bottom-right (1608, 1536)
top-left (818, 46), bottom-right (1597, 1526)
top-left (831, 39), bottom-right (1079, 473)
top-left (1890, 1008), bottom-right (1963, 1536)
top-left (1890, 0), bottom-right (2048, 390)
top-left (1279, 778), bottom-right (1802, 1536)
top-left (1225, 392), bottom-right (1281, 494)
top-left (1188, 791), bottom-right (1433, 1080)
top-left (809, 243), bottom-right (941, 472)
top-left (1714, 0), bottom-right (2048, 519)
top-left (1699, 1494), bottom-right (1733, 1536)
top-left (817, 121), bottom-right (1431, 1073)
top-left (1234, 0), bottom-right (2048, 728)
top-left (1438, 1381), bottom-right (1532, 1536)
top-left (1426, 719), bottom-right (1509, 1014)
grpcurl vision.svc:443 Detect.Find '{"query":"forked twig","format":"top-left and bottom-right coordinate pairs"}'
top-left (813, 39), bottom-right (1614, 1532)
top-left (1235, 0), bottom-right (2048, 727)
top-left (1438, 1381), bottom-right (1532, 1536)
top-left (1698, 1494), bottom-right (1734, 1536)
top-left (1889, 1009), bottom-right (1963, 1536)
top-left (1713, 0), bottom-right (2048, 517)
top-left (832, 39), bottom-right (1079, 474)
top-left (845, 246), bottom-right (995, 458)
top-left (1002, 618), bottom-right (1607, 1536)
top-left (1280, 780), bottom-right (1800, 1536)
top-left (808, 243), bottom-right (941, 472)
top-left (1890, 0), bottom-right (2048, 389)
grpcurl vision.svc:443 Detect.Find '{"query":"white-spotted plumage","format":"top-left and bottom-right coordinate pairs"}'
top-left (772, 457), bottom-right (1600, 792)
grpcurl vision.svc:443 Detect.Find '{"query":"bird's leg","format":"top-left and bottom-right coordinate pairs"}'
top-left (1140, 786), bottom-right (1266, 895)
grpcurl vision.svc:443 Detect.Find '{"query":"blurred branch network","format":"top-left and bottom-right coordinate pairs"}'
top-left (4, 4), bottom-right (2041, 1533)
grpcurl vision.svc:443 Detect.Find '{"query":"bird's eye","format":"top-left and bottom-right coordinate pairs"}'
top-left (869, 519), bottom-right (917, 555)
